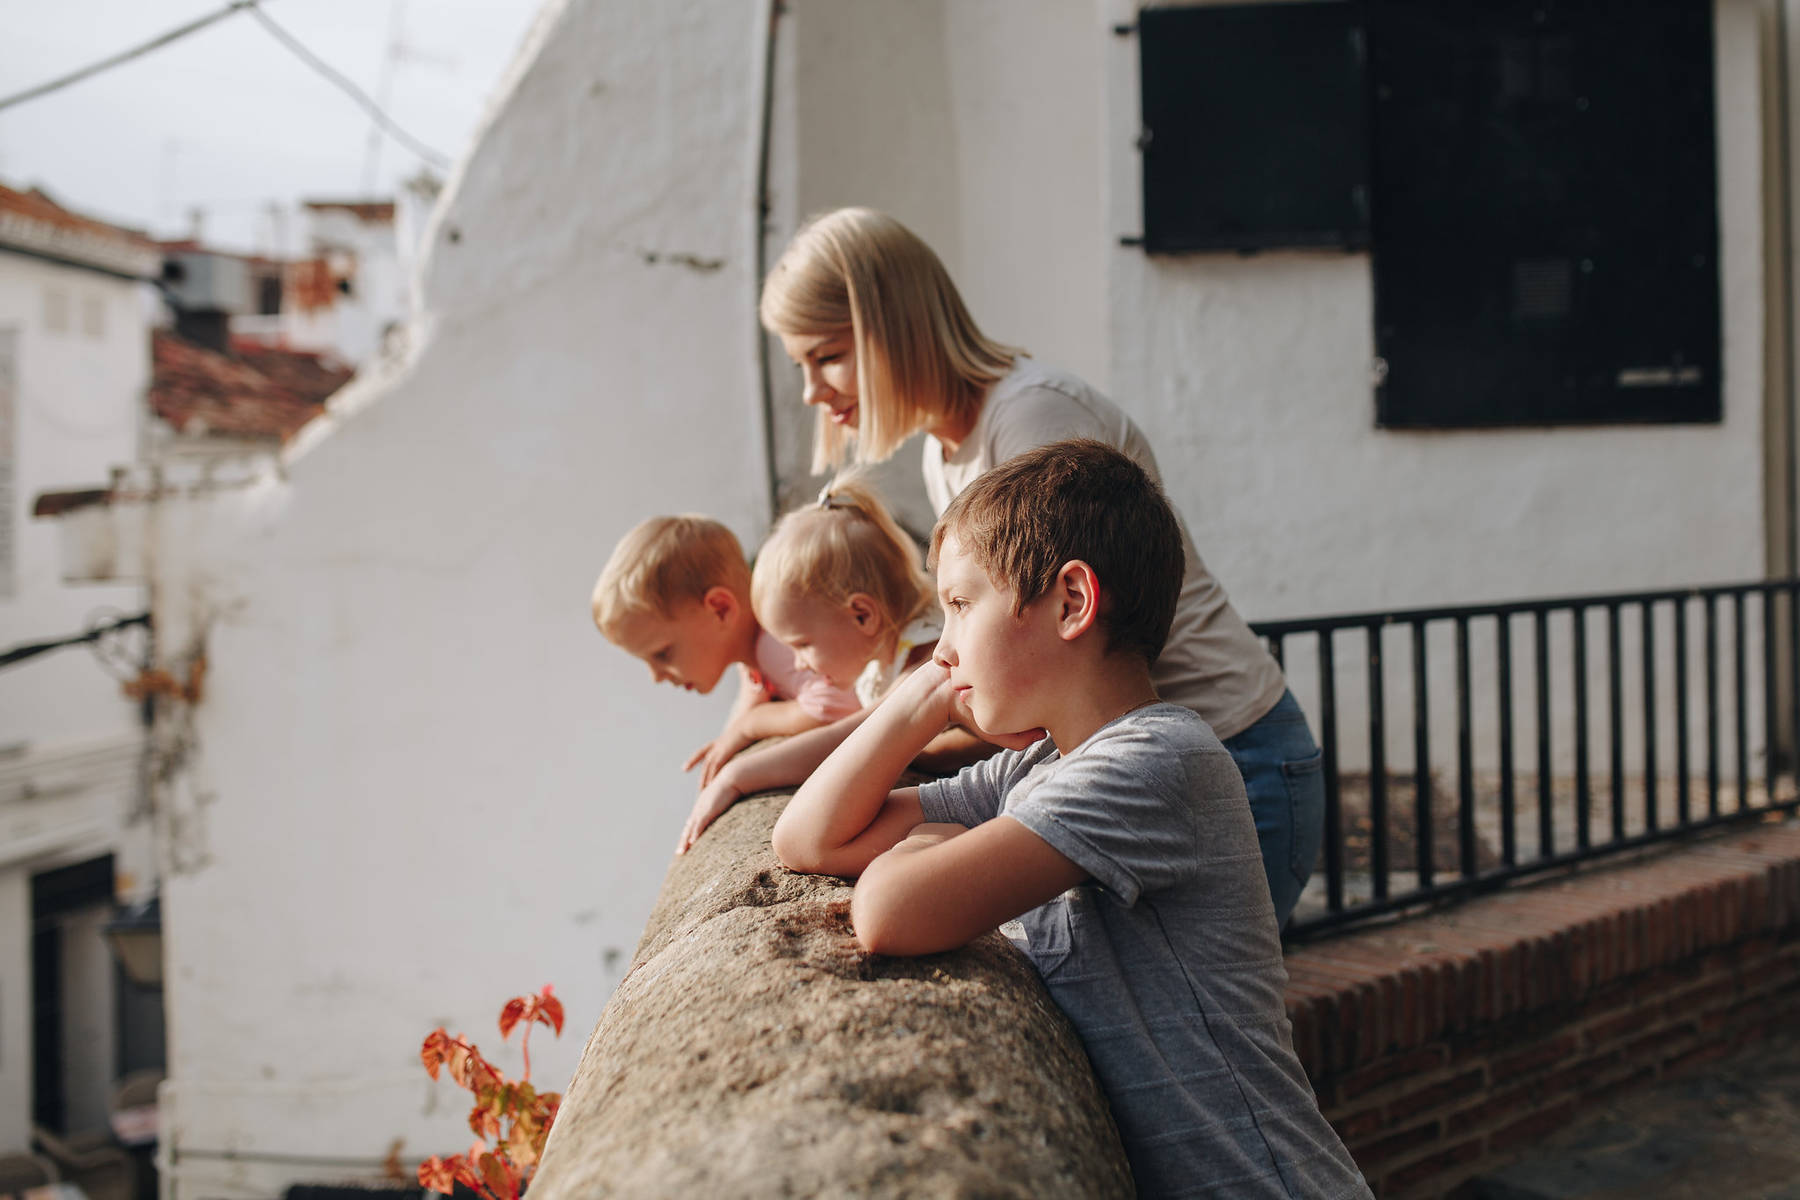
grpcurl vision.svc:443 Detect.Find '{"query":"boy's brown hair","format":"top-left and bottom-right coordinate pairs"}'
top-left (591, 515), bottom-right (751, 637)
top-left (929, 439), bottom-right (1184, 664)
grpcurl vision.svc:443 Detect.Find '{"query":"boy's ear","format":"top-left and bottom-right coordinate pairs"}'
top-left (1054, 561), bottom-right (1102, 643)
top-left (846, 592), bottom-right (881, 631)
top-left (701, 586), bottom-right (740, 624)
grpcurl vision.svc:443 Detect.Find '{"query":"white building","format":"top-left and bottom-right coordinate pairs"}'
top-left (35, 1), bottom-right (1800, 1195)
top-left (277, 201), bottom-right (408, 368)
top-left (0, 183), bottom-right (160, 1159)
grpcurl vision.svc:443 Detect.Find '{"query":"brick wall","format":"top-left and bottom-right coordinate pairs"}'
top-left (1286, 823), bottom-right (1800, 1197)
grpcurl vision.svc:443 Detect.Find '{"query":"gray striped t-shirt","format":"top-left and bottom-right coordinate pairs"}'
top-left (919, 704), bottom-right (1370, 1199)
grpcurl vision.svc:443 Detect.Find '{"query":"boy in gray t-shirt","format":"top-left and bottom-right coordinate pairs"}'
top-left (773, 440), bottom-right (1370, 1198)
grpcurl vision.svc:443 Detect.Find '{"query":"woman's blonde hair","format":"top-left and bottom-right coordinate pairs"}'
top-left (751, 474), bottom-right (934, 639)
top-left (760, 207), bottom-right (1020, 472)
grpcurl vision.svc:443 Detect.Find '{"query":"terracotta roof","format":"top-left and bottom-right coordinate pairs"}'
top-left (0, 183), bottom-right (161, 278)
top-left (0, 184), bottom-right (155, 250)
top-left (150, 330), bottom-right (352, 443)
top-left (302, 200), bottom-right (396, 223)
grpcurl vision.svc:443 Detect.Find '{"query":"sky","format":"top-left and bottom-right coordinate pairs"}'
top-left (0, 0), bottom-right (544, 255)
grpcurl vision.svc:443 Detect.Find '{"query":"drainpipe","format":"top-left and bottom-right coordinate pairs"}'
top-left (751, 0), bottom-right (784, 527)
top-left (1764, 0), bottom-right (1798, 764)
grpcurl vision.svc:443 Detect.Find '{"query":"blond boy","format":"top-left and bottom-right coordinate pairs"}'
top-left (772, 442), bottom-right (1371, 1198)
top-left (592, 515), bottom-right (859, 786)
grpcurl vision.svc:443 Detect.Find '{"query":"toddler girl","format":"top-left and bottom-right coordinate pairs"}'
top-left (751, 477), bottom-right (939, 707)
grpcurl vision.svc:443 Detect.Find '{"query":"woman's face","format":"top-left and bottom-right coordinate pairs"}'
top-left (780, 330), bottom-right (859, 429)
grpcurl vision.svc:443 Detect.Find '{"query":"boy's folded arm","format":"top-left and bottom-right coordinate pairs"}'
top-left (772, 662), bottom-right (955, 875)
top-left (851, 816), bottom-right (1088, 956)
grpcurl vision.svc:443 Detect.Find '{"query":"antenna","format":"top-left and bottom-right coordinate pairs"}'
top-left (361, 0), bottom-right (410, 195)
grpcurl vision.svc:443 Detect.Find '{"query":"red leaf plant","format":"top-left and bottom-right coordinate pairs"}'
top-left (418, 985), bottom-right (566, 1200)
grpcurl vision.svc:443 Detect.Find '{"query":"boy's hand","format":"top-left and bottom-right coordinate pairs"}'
top-left (677, 772), bottom-right (742, 855)
top-left (907, 662), bottom-right (1051, 755)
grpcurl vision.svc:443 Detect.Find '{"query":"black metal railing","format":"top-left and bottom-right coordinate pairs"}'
top-left (1255, 580), bottom-right (1800, 939)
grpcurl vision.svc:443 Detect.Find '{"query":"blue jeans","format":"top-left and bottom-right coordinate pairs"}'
top-left (1222, 690), bottom-right (1324, 929)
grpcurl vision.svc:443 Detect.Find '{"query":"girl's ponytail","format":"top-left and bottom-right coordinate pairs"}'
top-left (752, 473), bottom-right (934, 636)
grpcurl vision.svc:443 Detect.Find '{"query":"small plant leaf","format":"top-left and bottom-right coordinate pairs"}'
top-left (417, 1156), bottom-right (455, 1195)
top-left (537, 989), bottom-right (565, 1035)
top-left (498, 997), bottom-right (528, 1039)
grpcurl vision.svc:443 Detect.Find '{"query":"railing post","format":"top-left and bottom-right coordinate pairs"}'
top-left (1413, 620), bottom-right (1433, 891)
top-left (1368, 622), bottom-right (1389, 903)
top-left (1574, 605), bottom-right (1592, 850)
top-left (1456, 616), bottom-right (1475, 878)
top-left (1497, 613), bottom-right (1517, 867)
top-left (1676, 596), bottom-right (1692, 826)
top-left (1643, 599), bottom-right (1658, 833)
top-left (1535, 608), bottom-right (1554, 859)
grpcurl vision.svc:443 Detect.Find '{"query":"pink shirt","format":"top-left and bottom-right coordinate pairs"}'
top-left (747, 629), bottom-right (862, 722)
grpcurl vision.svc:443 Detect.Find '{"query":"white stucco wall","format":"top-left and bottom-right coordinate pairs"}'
top-left (1092, 0), bottom-right (1775, 779)
top-left (0, 249), bottom-right (150, 1150)
top-left (0, 254), bottom-right (147, 748)
top-left (1102, 0), bottom-right (1767, 620)
top-left (153, 1), bottom-right (775, 1194)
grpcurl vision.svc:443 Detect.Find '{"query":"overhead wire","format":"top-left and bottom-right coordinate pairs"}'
top-left (0, 0), bottom-right (261, 114)
top-left (246, 6), bottom-right (452, 170)
top-left (0, 0), bottom-right (452, 171)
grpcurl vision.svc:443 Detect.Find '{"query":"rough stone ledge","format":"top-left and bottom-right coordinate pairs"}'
top-left (530, 789), bottom-right (1133, 1200)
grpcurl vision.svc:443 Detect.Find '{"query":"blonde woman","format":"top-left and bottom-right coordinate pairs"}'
top-left (760, 207), bottom-right (1324, 928)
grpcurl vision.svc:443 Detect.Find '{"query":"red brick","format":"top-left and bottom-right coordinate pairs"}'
top-left (1384, 1068), bottom-right (1487, 1125)
top-left (1335, 1045), bottom-right (1452, 1103)
top-left (1491, 1033), bottom-right (1579, 1084)
top-left (1487, 1099), bottom-right (1579, 1154)
top-left (1349, 1119), bottom-right (1440, 1169)
top-left (1624, 1022), bottom-right (1699, 1065)
top-left (1583, 1002), bottom-right (1667, 1050)
top-left (1330, 1107), bottom-right (1387, 1143)
top-left (1663, 974), bottom-right (1740, 1020)
top-left (1536, 1049), bottom-right (1624, 1101)
top-left (1445, 1078), bottom-right (1535, 1136)
top-left (1383, 1136), bottom-right (1486, 1197)
top-left (1663, 1037), bottom-right (1736, 1077)
top-left (1589, 1063), bottom-right (1657, 1104)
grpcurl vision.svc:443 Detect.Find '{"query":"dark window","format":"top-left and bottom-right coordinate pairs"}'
top-left (1132, 0), bottom-right (1722, 428)
top-left (1369, 0), bottom-right (1720, 427)
top-left (257, 272), bottom-right (283, 316)
top-left (1138, 2), bottom-right (1369, 252)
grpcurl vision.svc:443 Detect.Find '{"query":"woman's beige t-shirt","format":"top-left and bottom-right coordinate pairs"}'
top-left (922, 357), bottom-right (1285, 739)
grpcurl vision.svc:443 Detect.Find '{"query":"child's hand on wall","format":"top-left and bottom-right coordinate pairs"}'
top-left (685, 722), bottom-right (755, 785)
top-left (678, 773), bottom-right (742, 854)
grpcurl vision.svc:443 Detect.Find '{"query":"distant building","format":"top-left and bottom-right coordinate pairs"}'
top-left (0, 182), bottom-right (160, 1159)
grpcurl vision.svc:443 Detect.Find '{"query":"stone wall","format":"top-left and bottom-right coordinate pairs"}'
top-left (529, 789), bottom-right (1133, 1199)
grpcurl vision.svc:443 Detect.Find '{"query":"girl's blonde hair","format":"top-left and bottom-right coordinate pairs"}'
top-left (751, 474), bottom-right (934, 639)
top-left (760, 207), bottom-right (1020, 472)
